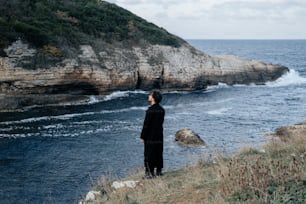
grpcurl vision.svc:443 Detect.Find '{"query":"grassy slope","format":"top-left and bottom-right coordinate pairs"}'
top-left (90, 123), bottom-right (306, 203)
top-left (0, 0), bottom-right (184, 56)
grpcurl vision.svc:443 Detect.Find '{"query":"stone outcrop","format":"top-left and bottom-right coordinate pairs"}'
top-left (175, 128), bottom-right (206, 146)
top-left (111, 180), bottom-right (139, 189)
top-left (0, 40), bottom-right (288, 111)
top-left (268, 122), bottom-right (306, 142)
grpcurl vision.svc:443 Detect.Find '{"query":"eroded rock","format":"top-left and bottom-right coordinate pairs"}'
top-left (175, 128), bottom-right (206, 146)
top-left (0, 40), bottom-right (289, 111)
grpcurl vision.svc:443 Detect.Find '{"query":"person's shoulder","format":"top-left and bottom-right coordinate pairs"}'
top-left (158, 104), bottom-right (165, 111)
top-left (149, 104), bottom-right (163, 110)
top-left (147, 105), bottom-right (155, 112)
top-left (156, 104), bottom-right (165, 112)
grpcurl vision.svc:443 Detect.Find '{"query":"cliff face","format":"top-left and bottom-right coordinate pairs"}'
top-left (0, 40), bottom-right (288, 94)
top-left (0, 39), bottom-right (288, 111)
top-left (133, 44), bottom-right (288, 89)
top-left (0, 0), bottom-right (288, 111)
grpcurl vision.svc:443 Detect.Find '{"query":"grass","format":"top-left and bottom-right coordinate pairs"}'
top-left (85, 123), bottom-right (306, 204)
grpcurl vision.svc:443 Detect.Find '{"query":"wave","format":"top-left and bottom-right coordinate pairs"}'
top-left (0, 132), bottom-right (41, 139)
top-left (103, 90), bottom-right (147, 102)
top-left (266, 69), bottom-right (306, 87)
top-left (207, 107), bottom-right (231, 115)
top-left (0, 105), bottom-right (148, 125)
top-left (207, 83), bottom-right (230, 91)
top-left (205, 69), bottom-right (306, 89)
top-left (103, 91), bottom-right (130, 101)
top-left (80, 90), bottom-right (149, 105)
top-left (88, 96), bottom-right (101, 104)
top-left (99, 106), bottom-right (147, 114)
top-left (163, 90), bottom-right (191, 94)
top-left (0, 112), bottom-right (96, 125)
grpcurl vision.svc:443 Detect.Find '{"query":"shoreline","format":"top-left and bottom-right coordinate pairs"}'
top-left (81, 121), bottom-right (306, 203)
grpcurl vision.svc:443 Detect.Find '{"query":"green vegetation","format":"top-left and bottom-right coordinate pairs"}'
top-left (89, 126), bottom-right (306, 203)
top-left (0, 0), bottom-right (184, 54)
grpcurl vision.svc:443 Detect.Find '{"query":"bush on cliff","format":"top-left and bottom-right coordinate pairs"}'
top-left (0, 0), bottom-right (184, 54)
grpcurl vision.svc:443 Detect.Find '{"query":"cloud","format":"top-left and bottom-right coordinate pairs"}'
top-left (109, 0), bottom-right (306, 21)
top-left (107, 0), bottom-right (306, 39)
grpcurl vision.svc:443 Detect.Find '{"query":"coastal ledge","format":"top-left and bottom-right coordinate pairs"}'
top-left (81, 121), bottom-right (306, 203)
top-left (0, 40), bottom-right (288, 111)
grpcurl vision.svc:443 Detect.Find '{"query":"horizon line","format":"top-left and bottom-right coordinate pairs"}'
top-left (185, 38), bottom-right (306, 40)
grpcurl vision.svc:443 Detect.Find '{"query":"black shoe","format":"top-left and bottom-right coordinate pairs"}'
top-left (142, 172), bottom-right (155, 179)
top-left (156, 172), bottom-right (163, 177)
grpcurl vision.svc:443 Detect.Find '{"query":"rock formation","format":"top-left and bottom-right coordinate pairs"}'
top-left (268, 122), bottom-right (306, 142)
top-left (175, 128), bottom-right (206, 146)
top-left (0, 39), bottom-right (288, 111)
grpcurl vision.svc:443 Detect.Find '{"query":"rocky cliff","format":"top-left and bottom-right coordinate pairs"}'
top-left (0, 0), bottom-right (288, 111)
top-left (1, 39), bottom-right (289, 93)
top-left (0, 39), bottom-right (288, 111)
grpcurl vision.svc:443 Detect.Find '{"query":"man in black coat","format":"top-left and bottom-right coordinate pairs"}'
top-left (140, 91), bottom-right (165, 178)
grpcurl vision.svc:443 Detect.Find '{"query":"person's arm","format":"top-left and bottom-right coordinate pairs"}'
top-left (140, 109), bottom-right (151, 141)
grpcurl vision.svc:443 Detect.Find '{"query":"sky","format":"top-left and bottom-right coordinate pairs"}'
top-left (107, 0), bottom-right (306, 39)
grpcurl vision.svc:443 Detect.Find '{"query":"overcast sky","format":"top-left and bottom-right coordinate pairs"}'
top-left (107, 0), bottom-right (306, 39)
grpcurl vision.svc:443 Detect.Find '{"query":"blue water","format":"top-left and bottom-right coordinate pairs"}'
top-left (1, 40), bottom-right (306, 203)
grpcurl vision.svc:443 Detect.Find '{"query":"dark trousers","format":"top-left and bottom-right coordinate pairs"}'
top-left (144, 142), bottom-right (163, 176)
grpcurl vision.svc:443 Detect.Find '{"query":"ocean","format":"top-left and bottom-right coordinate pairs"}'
top-left (0, 40), bottom-right (306, 203)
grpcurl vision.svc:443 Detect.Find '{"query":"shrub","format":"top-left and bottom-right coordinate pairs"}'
top-left (0, 0), bottom-right (184, 49)
top-left (42, 45), bottom-right (63, 57)
top-left (218, 138), bottom-right (306, 203)
top-left (13, 21), bottom-right (49, 46)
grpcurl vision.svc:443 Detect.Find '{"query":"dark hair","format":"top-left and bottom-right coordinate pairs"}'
top-left (151, 90), bottom-right (162, 104)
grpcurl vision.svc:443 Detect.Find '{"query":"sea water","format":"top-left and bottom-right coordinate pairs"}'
top-left (0, 40), bottom-right (305, 203)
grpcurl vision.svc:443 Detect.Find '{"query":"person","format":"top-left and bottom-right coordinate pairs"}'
top-left (140, 90), bottom-right (165, 178)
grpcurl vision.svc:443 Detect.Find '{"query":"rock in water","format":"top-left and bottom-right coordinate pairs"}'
top-left (175, 128), bottom-right (206, 146)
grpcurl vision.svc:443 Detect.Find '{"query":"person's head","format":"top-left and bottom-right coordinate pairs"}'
top-left (148, 90), bottom-right (162, 105)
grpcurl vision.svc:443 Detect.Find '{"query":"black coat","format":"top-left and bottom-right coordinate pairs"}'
top-left (140, 103), bottom-right (165, 169)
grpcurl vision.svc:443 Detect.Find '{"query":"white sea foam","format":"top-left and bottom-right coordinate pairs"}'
top-left (266, 69), bottom-right (306, 87)
top-left (233, 83), bottom-right (256, 87)
top-left (0, 105), bottom-right (146, 126)
top-left (207, 107), bottom-right (230, 115)
top-left (99, 106), bottom-right (147, 114)
top-left (0, 116), bottom-right (52, 125)
top-left (54, 112), bottom-right (96, 120)
top-left (103, 90), bottom-right (147, 101)
top-left (42, 124), bottom-right (64, 129)
top-left (207, 82), bottom-right (230, 90)
top-left (88, 96), bottom-right (101, 104)
top-left (0, 127), bottom-right (13, 132)
top-left (103, 91), bottom-right (129, 101)
top-left (164, 90), bottom-right (190, 94)
top-left (71, 120), bottom-right (101, 125)
top-left (0, 112), bottom-right (96, 125)
top-left (0, 132), bottom-right (41, 139)
top-left (204, 70), bottom-right (306, 89)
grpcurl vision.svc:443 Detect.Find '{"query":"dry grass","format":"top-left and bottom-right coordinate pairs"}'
top-left (87, 123), bottom-right (306, 204)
